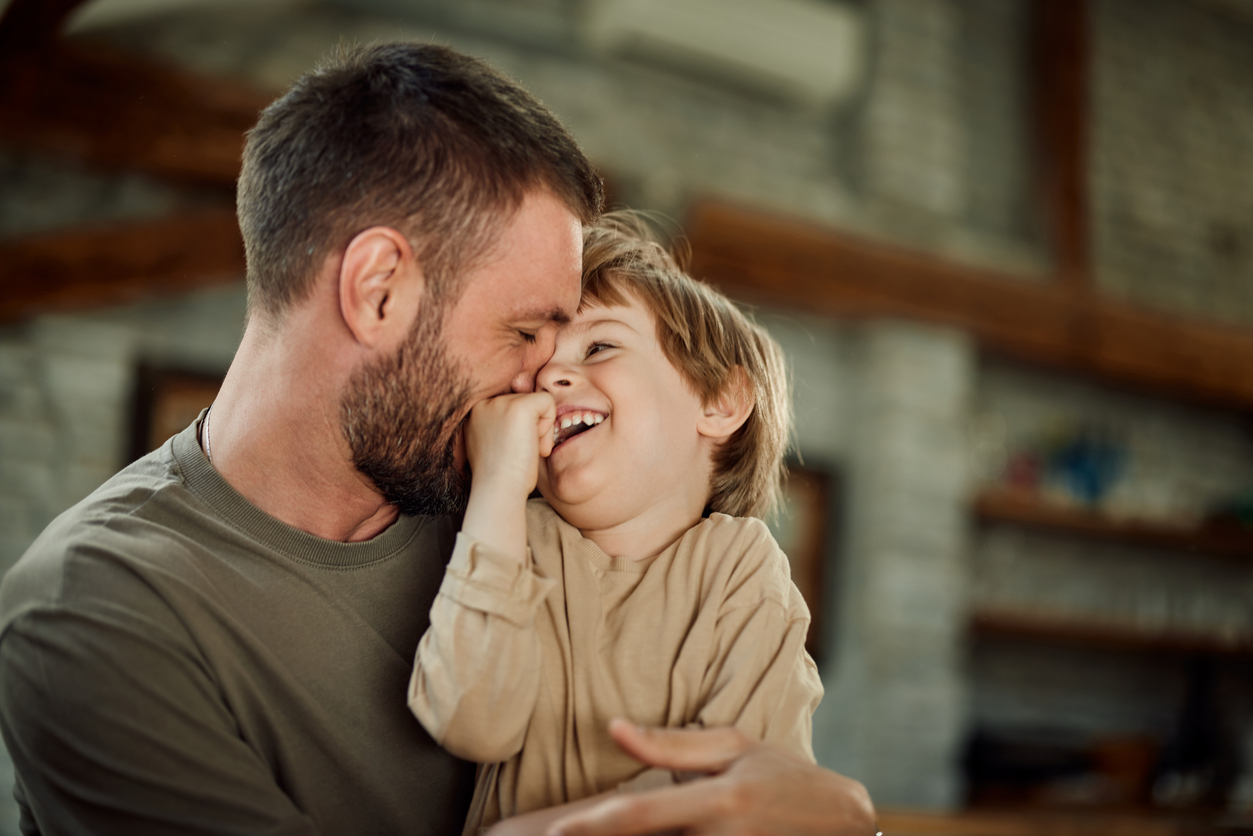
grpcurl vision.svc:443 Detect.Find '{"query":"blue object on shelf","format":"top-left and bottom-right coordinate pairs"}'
top-left (1049, 432), bottom-right (1127, 506)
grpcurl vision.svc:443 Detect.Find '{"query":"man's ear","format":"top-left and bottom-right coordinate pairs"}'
top-left (697, 366), bottom-right (754, 442)
top-left (339, 226), bottom-right (425, 349)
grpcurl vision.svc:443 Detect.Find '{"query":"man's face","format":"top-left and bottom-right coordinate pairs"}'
top-left (342, 189), bottom-right (583, 516)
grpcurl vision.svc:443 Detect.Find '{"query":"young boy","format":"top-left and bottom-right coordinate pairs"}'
top-left (408, 211), bottom-right (823, 835)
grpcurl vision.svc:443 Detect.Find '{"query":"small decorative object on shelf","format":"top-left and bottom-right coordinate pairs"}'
top-left (971, 410), bottom-right (1253, 534)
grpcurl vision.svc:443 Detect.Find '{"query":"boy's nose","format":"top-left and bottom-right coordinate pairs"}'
top-left (536, 361), bottom-right (575, 392)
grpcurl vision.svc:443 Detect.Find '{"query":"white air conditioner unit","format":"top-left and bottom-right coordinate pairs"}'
top-left (583, 0), bottom-right (866, 110)
top-left (66, 0), bottom-right (293, 32)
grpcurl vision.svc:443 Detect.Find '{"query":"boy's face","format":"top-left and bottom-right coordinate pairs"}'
top-left (535, 295), bottom-right (714, 533)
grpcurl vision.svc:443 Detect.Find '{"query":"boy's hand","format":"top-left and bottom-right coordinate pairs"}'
top-left (466, 392), bottom-right (557, 496)
top-left (461, 392), bottom-right (556, 563)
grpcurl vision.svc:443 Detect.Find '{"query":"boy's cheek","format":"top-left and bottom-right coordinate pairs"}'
top-left (535, 463), bottom-right (553, 496)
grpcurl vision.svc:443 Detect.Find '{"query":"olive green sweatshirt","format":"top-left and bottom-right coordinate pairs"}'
top-left (0, 419), bottom-right (474, 835)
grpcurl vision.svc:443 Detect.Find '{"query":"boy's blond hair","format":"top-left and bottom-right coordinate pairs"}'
top-left (580, 211), bottom-right (793, 519)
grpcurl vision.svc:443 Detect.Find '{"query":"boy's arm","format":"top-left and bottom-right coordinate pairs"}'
top-left (693, 524), bottom-right (823, 761)
top-left (408, 393), bottom-right (558, 764)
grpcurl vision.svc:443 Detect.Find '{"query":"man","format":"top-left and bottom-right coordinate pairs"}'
top-left (0, 43), bottom-right (875, 835)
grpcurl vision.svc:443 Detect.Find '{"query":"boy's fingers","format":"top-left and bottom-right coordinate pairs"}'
top-left (531, 394), bottom-right (556, 457)
top-left (607, 718), bottom-right (750, 774)
top-left (538, 413), bottom-right (556, 457)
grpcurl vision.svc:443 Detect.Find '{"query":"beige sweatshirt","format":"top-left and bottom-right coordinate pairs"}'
top-left (408, 500), bottom-right (823, 835)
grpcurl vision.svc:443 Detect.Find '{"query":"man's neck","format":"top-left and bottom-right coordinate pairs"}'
top-left (205, 316), bottom-right (400, 544)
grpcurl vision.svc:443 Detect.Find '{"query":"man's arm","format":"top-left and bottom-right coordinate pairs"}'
top-left (545, 721), bottom-right (877, 836)
top-left (0, 603), bottom-right (320, 836)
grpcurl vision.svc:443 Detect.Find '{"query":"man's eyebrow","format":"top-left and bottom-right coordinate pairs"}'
top-left (516, 307), bottom-right (572, 325)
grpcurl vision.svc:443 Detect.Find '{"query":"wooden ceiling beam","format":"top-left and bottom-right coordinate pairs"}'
top-left (0, 210), bottom-right (245, 322)
top-left (0, 0), bottom-right (85, 53)
top-left (686, 201), bottom-right (1253, 410)
top-left (0, 44), bottom-right (271, 186)
top-left (0, 3), bottom-right (272, 188)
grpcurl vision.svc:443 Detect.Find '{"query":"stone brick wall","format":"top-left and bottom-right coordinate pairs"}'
top-left (1091, 0), bottom-right (1253, 326)
top-left (0, 292), bottom-right (246, 573)
top-left (818, 322), bottom-right (975, 807)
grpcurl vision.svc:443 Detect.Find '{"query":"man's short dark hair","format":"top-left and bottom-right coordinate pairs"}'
top-left (237, 42), bottom-right (603, 318)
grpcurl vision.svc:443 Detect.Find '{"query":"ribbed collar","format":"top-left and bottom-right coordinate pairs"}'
top-left (171, 412), bottom-right (427, 569)
top-left (551, 507), bottom-right (689, 574)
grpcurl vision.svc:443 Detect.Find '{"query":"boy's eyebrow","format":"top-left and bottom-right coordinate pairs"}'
top-left (565, 317), bottom-right (639, 335)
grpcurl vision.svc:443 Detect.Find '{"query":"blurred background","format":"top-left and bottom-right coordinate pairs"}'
top-left (2, 0), bottom-right (1253, 833)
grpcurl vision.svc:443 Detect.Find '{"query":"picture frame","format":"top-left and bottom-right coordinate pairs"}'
top-left (129, 363), bottom-right (225, 463)
top-left (768, 463), bottom-right (834, 659)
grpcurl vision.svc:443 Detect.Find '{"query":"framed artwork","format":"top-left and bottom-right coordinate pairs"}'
top-left (768, 463), bottom-right (833, 659)
top-left (129, 364), bottom-right (225, 462)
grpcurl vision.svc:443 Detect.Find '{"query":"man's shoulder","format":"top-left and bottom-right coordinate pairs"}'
top-left (0, 443), bottom-right (201, 629)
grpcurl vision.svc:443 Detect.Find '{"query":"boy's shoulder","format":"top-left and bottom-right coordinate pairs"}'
top-left (692, 511), bottom-right (777, 557)
top-left (683, 513), bottom-right (805, 614)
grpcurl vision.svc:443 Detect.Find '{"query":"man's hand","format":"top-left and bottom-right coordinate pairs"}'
top-left (545, 720), bottom-right (876, 836)
top-left (461, 392), bottom-right (556, 562)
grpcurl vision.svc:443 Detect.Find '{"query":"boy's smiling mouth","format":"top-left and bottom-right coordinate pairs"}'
top-left (552, 409), bottom-right (606, 448)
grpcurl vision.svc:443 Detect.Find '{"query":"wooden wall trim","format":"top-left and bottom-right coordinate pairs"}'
top-left (0, 210), bottom-right (245, 322)
top-left (686, 201), bottom-right (1253, 410)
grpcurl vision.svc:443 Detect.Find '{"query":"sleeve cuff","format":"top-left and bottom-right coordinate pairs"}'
top-left (437, 532), bottom-right (558, 627)
top-left (617, 768), bottom-right (677, 794)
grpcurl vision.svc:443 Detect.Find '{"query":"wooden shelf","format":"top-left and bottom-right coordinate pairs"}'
top-left (879, 808), bottom-right (1246, 836)
top-left (970, 609), bottom-right (1253, 657)
top-left (973, 489), bottom-right (1253, 559)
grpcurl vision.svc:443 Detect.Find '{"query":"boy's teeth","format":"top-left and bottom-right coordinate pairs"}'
top-left (593, 414), bottom-right (603, 424)
top-left (560, 417), bottom-right (573, 429)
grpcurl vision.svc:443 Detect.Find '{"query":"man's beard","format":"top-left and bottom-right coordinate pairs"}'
top-left (340, 304), bottom-right (473, 517)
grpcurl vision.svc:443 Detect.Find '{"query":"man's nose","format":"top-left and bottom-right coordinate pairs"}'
top-left (510, 368), bottom-right (537, 394)
top-left (511, 332), bottom-right (558, 393)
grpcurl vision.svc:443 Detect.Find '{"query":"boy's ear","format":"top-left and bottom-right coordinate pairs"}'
top-left (697, 366), bottom-right (753, 442)
top-left (339, 226), bottom-right (425, 349)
